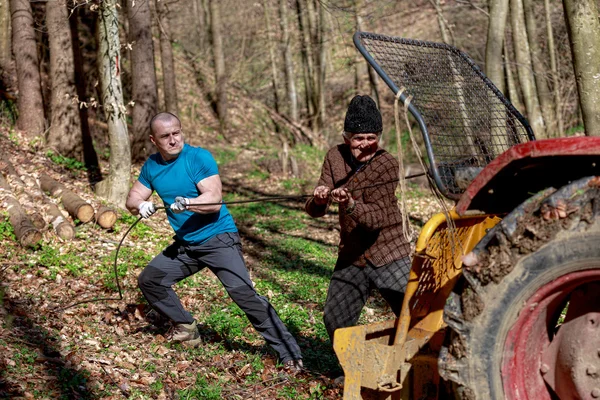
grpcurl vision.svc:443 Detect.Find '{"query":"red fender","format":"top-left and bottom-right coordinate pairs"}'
top-left (456, 137), bottom-right (600, 215)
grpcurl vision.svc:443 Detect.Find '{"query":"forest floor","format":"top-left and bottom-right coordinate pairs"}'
top-left (0, 125), bottom-right (442, 399)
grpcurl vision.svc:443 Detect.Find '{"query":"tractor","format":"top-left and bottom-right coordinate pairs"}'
top-left (333, 31), bottom-right (600, 399)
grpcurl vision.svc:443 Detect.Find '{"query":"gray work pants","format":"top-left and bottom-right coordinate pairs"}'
top-left (138, 232), bottom-right (302, 363)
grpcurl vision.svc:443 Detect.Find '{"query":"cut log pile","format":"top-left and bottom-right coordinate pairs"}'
top-left (0, 156), bottom-right (119, 247)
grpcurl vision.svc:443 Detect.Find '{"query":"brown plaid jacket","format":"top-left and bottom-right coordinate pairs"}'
top-left (305, 144), bottom-right (411, 267)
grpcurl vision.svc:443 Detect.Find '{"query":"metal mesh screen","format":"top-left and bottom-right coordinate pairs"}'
top-left (355, 32), bottom-right (534, 199)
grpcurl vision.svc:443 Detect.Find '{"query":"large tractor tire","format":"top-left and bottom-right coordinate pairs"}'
top-left (438, 176), bottom-right (600, 400)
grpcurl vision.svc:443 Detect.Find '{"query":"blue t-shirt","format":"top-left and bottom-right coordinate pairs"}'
top-left (138, 144), bottom-right (237, 244)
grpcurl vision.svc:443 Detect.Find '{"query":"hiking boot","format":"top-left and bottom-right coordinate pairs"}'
top-left (165, 320), bottom-right (202, 347)
top-left (283, 359), bottom-right (304, 374)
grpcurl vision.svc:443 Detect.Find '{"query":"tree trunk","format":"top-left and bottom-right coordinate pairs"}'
top-left (46, 0), bottom-right (84, 160)
top-left (504, 40), bottom-right (524, 113)
top-left (94, 1), bottom-right (131, 208)
top-left (127, 0), bottom-right (158, 162)
top-left (0, 0), bottom-right (11, 71)
top-left (193, 0), bottom-right (208, 49)
top-left (209, 0), bottom-right (228, 132)
top-left (279, 0), bottom-right (298, 122)
top-left (0, 173), bottom-right (42, 247)
top-left (263, 0), bottom-right (281, 114)
top-left (354, 0), bottom-right (379, 107)
top-left (68, 4), bottom-right (101, 183)
top-left (156, 0), bottom-right (178, 115)
top-left (430, 0), bottom-right (454, 45)
top-left (562, 0), bottom-right (600, 136)
top-left (39, 173), bottom-right (95, 223)
top-left (510, 0), bottom-right (545, 137)
top-left (485, 0), bottom-right (509, 94)
top-left (544, 0), bottom-right (563, 137)
top-left (296, 0), bottom-right (314, 120)
top-left (523, 0), bottom-right (556, 137)
top-left (10, 0), bottom-right (45, 137)
top-left (316, 0), bottom-right (328, 131)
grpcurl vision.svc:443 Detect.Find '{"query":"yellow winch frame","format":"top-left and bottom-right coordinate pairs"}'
top-left (334, 210), bottom-right (501, 400)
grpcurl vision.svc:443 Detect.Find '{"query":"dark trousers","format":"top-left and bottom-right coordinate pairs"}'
top-left (323, 256), bottom-right (411, 342)
top-left (138, 232), bottom-right (302, 363)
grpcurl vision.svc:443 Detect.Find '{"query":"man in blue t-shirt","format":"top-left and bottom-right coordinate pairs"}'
top-left (126, 112), bottom-right (302, 372)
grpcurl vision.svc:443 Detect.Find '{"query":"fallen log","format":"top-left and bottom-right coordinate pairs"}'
top-left (0, 157), bottom-right (46, 229)
top-left (95, 206), bottom-right (117, 229)
top-left (12, 166), bottom-right (76, 240)
top-left (0, 173), bottom-right (42, 247)
top-left (39, 173), bottom-right (95, 223)
top-left (42, 201), bottom-right (75, 240)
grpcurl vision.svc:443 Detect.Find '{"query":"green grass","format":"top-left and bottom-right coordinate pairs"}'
top-left (46, 150), bottom-right (86, 171)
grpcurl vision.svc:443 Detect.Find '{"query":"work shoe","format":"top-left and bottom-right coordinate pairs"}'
top-left (283, 359), bottom-right (304, 374)
top-left (165, 320), bottom-right (202, 347)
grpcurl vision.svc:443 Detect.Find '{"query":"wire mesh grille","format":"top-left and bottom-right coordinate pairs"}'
top-left (356, 32), bottom-right (533, 199)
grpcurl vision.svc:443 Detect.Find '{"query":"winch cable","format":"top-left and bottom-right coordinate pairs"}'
top-left (52, 171), bottom-right (427, 313)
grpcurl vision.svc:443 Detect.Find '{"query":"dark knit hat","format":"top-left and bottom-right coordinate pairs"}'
top-left (343, 95), bottom-right (382, 134)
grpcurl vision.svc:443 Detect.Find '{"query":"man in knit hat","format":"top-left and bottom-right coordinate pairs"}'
top-left (305, 95), bottom-right (412, 368)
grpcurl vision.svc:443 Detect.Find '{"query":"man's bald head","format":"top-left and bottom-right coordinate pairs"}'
top-left (150, 112), bottom-right (181, 136)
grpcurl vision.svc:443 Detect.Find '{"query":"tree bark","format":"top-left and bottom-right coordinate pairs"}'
top-left (46, 0), bottom-right (84, 160)
top-left (523, 0), bottom-right (555, 137)
top-left (0, 0), bottom-right (11, 71)
top-left (127, 0), bottom-right (158, 162)
top-left (510, 0), bottom-right (545, 137)
top-left (279, 0), bottom-right (298, 122)
top-left (504, 40), bottom-right (525, 117)
top-left (296, 0), bottom-right (314, 119)
top-left (354, 0), bottom-right (379, 107)
top-left (562, 0), bottom-right (600, 136)
top-left (485, 0), bottom-right (509, 94)
top-left (94, 1), bottom-right (131, 208)
top-left (263, 0), bottom-right (280, 114)
top-left (544, 0), bottom-right (563, 137)
top-left (10, 0), bottom-right (45, 137)
top-left (430, 0), bottom-right (455, 45)
top-left (39, 173), bottom-right (95, 223)
top-left (68, 4), bottom-right (101, 182)
top-left (0, 173), bottom-right (42, 247)
top-left (209, 0), bottom-right (228, 132)
top-left (156, 0), bottom-right (178, 115)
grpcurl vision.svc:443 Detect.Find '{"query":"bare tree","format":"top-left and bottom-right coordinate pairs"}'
top-left (46, 0), bottom-right (83, 160)
top-left (209, 0), bottom-right (228, 131)
top-left (279, 0), bottom-right (298, 122)
top-left (127, 0), bottom-right (158, 162)
top-left (95, 0), bottom-right (131, 207)
top-left (296, 0), bottom-right (314, 118)
top-left (485, 0), bottom-right (509, 93)
top-left (156, 0), bottom-right (178, 114)
top-left (544, 0), bottom-right (563, 136)
top-left (0, 0), bottom-right (10, 71)
top-left (263, 0), bottom-right (280, 113)
top-left (354, 0), bottom-right (379, 107)
top-left (510, 0), bottom-right (545, 137)
top-left (430, 0), bottom-right (454, 45)
top-left (10, 0), bottom-right (45, 137)
top-left (562, 0), bottom-right (600, 136)
top-left (523, 0), bottom-right (556, 136)
top-left (68, 4), bottom-right (101, 182)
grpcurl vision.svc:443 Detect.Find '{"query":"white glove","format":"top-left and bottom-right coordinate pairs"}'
top-left (138, 201), bottom-right (156, 219)
top-left (170, 196), bottom-right (189, 213)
